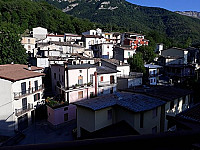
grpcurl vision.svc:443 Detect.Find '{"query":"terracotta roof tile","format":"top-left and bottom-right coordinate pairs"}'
top-left (0, 64), bottom-right (44, 82)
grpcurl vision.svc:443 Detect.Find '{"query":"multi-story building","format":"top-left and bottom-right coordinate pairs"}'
top-left (113, 45), bottom-right (136, 63)
top-left (104, 32), bottom-right (121, 44)
top-left (74, 92), bottom-right (166, 138)
top-left (121, 32), bottom-right (149, 49)
top-left (144, 64), bottom-right (162, 85)
top-left (125, 85), bottom-right (193, 131)
top-left (49, 63), bottom-right (97, 126)
top-left (96, 62), bottom-right (118, 96)
top-left (0, 64), bottom-right (45, 136)
top-left (21, 37), bottom-right (36, 57)
top-left (91, 43), bottom-right (114, 59)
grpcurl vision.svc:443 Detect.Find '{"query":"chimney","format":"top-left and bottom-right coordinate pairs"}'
top-left (94, 72), bottom-right (98, 96)
top-left (28, 64), bottom-right (31, 70)
top-left (98, 61), bottom-right (102, 66)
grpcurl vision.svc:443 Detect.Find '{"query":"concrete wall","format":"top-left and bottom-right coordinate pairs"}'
top-left (95, 107), bottom-right (113, 131)
top-left (77, 106), bottom-right (95, 137)
top-left (117, 65), bottom-right (130, 76)
top-left (77, 105), bottom-right (163, 137)
top-left (164, 95), bottom-right (190, 131)
top-left (0, 79), bottom-right (15, 136)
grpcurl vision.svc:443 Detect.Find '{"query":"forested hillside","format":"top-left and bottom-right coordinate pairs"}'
top-left (0, 0), bottom-right (96, 64)
top-left (45, 0), bottom-right (200, 46)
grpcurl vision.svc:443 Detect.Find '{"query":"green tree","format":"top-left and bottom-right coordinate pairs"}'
top-left (137, 45), bottom-right (156, 64)
top-left (0, 23), bottom-right (27, 64)
top-left (128, 52), bottom-right (146, 73)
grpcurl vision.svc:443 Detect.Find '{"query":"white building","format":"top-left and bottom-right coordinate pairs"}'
top-left (92, 43), bottom-right (114, 59)
top-left (96, 62), bottom-right (118, 96)
top-left (144, 64), bottom-right (162, 86)
top-left (32, 27), bottom-right (48, 41)
top-left (113, 46), bottom-right (136, 64)
top-left (0, 64), bottom-right (45, 136)
top-left (82, 28), bottom-right (103, 36)
top-left (82, 35), bottom-right (106, 49)
top-left (46, 34), bottom-right (65, 42)
top-left (21, 37), bottom-right (36, 57)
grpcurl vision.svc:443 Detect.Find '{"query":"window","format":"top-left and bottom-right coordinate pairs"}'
top-left (152, 108), bottom-right (157, 118)
top-left (54, 73), bottom-right (56, 80)
top-left (64, 113), bottom-right (68, 121)
top-left (90, 92), bottom-right (94, 98)
top-left (78, 76), bottom-right (83, 85)
top-left (152, 126), bottom-right (157, 134)
top-left (34, 93), bottom-right (40, 101)
top-left (128, 52), bottom-right (130, 57)
top-left (90, 74), bottom-right (93, 83)
top-left (88, 61), bottom-right (90, 64)
top-left (79, 70), bottom-right (82, 73)
top-left (101, 76), bottom-right (103, 82)
top-left (170, 101), bottom-right (174, 110)
top-left (22, 98), bottom-right (27, 110)
top-left (59, 38), bottom-right (61, 42)
top-left (101, 89), bottom-right (104, 94)
top-left (28, 81), bottom-right (31, 93)
top-left (21, 82), bottom-right (26, 95)
top-left (28, 39), bottom-right (30, 44)
top-left (140, 112), bottom-right (144, 128)
top-left (110, 75), bottom-right (114, 84)
top-left (78, 91), bottom-right (83, 99)
top-left (107, 109), bottom-right (112, 120)
top-left (59, 74), bottom-right (60, 81)
top-left (34, 80), bottom-right (38, 91)
top-left (28, 45), bottom-right (31, 50)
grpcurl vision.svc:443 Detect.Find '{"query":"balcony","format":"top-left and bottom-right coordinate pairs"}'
top-left (15, 103), bottom-right (33, 116)
top-left (98, 81), bottom-right (116, 87)
top-left (14, 85), bottom-right (44, 99)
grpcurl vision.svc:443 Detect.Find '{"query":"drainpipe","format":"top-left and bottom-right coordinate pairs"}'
top-left (64, 62), bottom-right (69, 104)
top-left (94, 71), bottom-right (98, 96)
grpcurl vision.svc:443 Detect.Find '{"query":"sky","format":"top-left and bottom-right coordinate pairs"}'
top-left (126, 0), bottom-right (200, 12)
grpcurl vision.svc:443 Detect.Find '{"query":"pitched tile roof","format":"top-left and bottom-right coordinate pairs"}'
top-left (125, 86), bottom-right (193, 102)
top-left (74, 92), bottom-right (166, 112)
top-left (0, 64), bottom-right (44, 82)
top-left (177, 103), bottom-right (200, 123)
top-left (96, 66), bottom-right (118, 74)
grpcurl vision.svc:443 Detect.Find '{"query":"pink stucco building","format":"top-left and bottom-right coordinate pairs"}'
top-left (48, 63), bottom-right (97, 125)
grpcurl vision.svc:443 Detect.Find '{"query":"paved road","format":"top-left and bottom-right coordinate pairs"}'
top-left (17, 120), bottom-right (77, 145)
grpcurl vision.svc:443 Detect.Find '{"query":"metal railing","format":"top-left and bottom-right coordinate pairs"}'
top-left (117, 73), bottom-right (143, 79)
top-left (98, 81), bottom-right (116, 87)
top-left (14, 85), bottom-right (44, 99)
top-left (15, 103), bottom-right (33, 116)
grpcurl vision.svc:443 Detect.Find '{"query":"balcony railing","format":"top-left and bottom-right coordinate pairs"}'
top-left (14, 85), bottom-right (44, 99)
top-left (15, 103), bottom-right (33, 116)
top-left (98, 81), bottom-right (116, 87)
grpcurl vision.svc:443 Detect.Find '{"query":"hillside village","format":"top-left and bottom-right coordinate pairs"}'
top-left (0, 26), bottom-right (200, 147)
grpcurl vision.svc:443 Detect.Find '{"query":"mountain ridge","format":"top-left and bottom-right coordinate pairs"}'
top-left (44, 0), bottom-right (200, 45)
top-left (175, 11), bottom-right (200, 19)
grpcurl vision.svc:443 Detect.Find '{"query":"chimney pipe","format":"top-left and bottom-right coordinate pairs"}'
top-left (28, 64), bottom-right (31, 70)
top-left (99, 61), bottom-right (102, 66)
